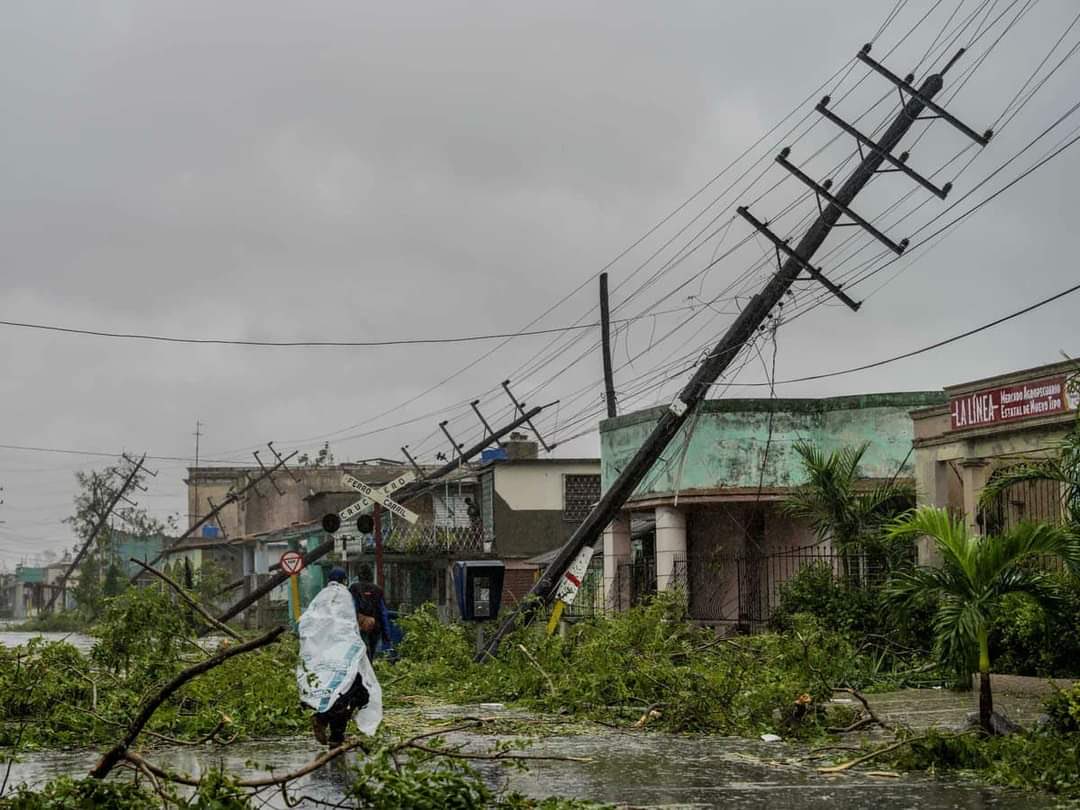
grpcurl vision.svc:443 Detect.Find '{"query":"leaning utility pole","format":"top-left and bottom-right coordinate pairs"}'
top-left (138, 445), bottom-right (298, 577)
top-left (480, 43), bottom-right (990, 659)
top-left (45, 454), bottom-right (147, 613)
top-left (600, 272), bottom-right (617, 419)
top-left (215, 401), bottom-right (556, 626)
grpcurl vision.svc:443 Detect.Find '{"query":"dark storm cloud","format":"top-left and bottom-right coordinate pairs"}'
top-left (1, 1), bottom-right (1077, 565)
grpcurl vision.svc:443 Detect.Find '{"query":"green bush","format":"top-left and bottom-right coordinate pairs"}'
top-left (769, 562), bottom-right (878, 634)
top-left (0, 587), bottom-right (307, 749)
top-left (0, 777), bottom-right (160, 809)
top-left (890, 729), bottom-right (1080, 798)
top-left (1044, 682), bottom-right (1080, 733)
top-left (390, 593), bottom-right (879, 737)
top-left (768, 561), bottom-right (939, 682)
top-left (989, 575), bottom-right (1080, 677)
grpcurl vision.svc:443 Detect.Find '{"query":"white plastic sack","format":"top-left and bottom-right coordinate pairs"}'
top-left (295, 581), bottom-right (383, 735)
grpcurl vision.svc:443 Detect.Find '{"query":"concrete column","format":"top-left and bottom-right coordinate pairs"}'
top-left (916, 458), bottom-right (952, 566)
top-left (655, 505), bottom-right (687, 592)
top-left (603, 514), bottom-right (631, 612)
top-left (959, 458), bottom-right (991, 536)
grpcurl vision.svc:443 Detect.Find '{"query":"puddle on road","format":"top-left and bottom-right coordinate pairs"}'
top-left (0, 631), bottom-right (95, 654)
top-left (2, 705), bottom-right (1064, 809)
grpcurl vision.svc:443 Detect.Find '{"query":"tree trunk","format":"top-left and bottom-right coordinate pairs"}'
top-left (978, 628), bottom-right (993, 733)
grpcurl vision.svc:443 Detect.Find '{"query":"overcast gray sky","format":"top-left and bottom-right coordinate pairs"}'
top-left (2, 0), bottom-right (1078, 568)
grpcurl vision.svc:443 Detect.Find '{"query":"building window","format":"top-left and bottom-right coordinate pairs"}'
top-left (433, 492), bottom-right (472, 529)
top-left (563, 474), bottom-right (601, 522)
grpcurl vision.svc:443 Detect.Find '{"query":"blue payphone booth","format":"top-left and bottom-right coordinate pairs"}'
top-left (453, 560), bottom-right (505, 621)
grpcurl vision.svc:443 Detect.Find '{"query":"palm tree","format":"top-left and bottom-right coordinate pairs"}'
top-left (782, 441), bottom-right (914, 580)
top-left (884, 506), bottom-right (1080, 733)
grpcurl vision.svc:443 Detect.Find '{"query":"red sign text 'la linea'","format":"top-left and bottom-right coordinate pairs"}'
top-left (950, 375), bottom-right (1073, 431)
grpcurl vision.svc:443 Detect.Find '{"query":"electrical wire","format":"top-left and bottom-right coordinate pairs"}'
top-left (0, 305), bottom-right (706, 350)
top-left (716, 278), bottom-right (1080, 388)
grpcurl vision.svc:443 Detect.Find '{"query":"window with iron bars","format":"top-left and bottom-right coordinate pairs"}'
top-left (563, 474), bottom-right (601, 523)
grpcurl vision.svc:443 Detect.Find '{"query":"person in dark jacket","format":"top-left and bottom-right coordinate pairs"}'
top-left (311, 567), bottom-right (370, 746)
top-left (349, 566), bottom-right (391, 662)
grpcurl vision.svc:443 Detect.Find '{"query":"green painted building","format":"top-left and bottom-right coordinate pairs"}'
top-left (598, 392), bottom-right (944, 627)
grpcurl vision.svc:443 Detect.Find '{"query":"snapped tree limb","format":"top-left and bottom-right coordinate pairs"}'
top-left (129, 557), bottom-right (241, 641)
top-left (89, 625), bottom-right (285, 780)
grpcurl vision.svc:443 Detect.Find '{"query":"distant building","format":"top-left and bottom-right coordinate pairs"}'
top-left (183, 459), bottom-right (481, 625)
top-left (0, 570), bottom-right (12, 618)
top-left (11, 564), bottom-right (47, 619)
top-left (598, 392), bottom-right (944, 628)
top-left (183, 444), bottom-right (601, 626)
top-left (912, 359), bottom-right (1079, 563)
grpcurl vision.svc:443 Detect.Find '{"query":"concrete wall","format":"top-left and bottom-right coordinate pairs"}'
top-left (493, 462), bottom-right (601, 511)
top-left (600, 393), bottom-right (944, 498)
top-left (491, 489), bottom-right (573, 558)
top-left (488, 461), bottom-right (601, 559)
top-left (684, 504), bottom-right (818, 622)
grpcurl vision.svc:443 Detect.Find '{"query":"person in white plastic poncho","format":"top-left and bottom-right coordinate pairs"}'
top-left (296, 567), bottom-right (383, 745)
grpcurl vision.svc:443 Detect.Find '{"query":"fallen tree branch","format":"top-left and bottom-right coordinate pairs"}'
top-left (516, 643), bottom-right (557, 695)
top-left (827, 686), bottom-right (892, 734)
top-left (90, 625), bottom-right (285, 779)
top-left (125, 736), bottom-right (370, 788)
top-left (119, 723), bottom-right (484, 790)
top-left (66, 703), bottom-right (234, 747)
top-left (130, 557), bottom-right (241, 641)
top-left (818, 730), bottom-right (982, 774)
top-left (404, 741), bottom-right (591, 764)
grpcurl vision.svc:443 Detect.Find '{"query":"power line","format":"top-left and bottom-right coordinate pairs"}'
top-left (0, 306), bottom-right (705, 350)
top-left (718, 278), bottom-right (1080, 388)
top-left (0, 443), bottom-right (238, 464)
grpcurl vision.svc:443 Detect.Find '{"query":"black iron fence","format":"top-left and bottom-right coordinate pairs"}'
top-left (669, 543), bottom-right (908, 630)
top-left (980, 472), bottom-right (1063, 535)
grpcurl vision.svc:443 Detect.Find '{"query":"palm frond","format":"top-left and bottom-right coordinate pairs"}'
top-left (987, 521), bottom-right (1080, 579)
top-left (990, 566), bottom-right (1066, 614)
top-left (932, 594), bottom-right (984, 677)
top-left (886, 506), bottom-right (977, 583)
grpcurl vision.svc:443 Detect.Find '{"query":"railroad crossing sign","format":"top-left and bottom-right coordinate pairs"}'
top-left (340, 473), bottom-right (419, 525)
top-left (279, 549), bottom-right (305, 576)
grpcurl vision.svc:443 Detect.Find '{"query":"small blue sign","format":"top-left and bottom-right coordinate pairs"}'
top-left (201, 525), bottom-right (220, 539)
top-left (481, 448), bottom-right (509, 462)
